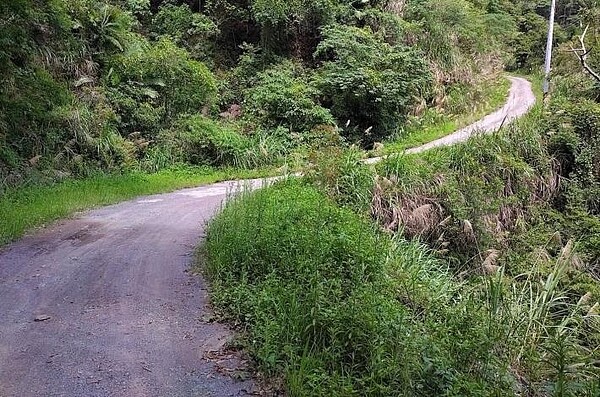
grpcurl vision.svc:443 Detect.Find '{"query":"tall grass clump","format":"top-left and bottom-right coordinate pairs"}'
top-left (152, 115), bottom-right (288, 170)
top-left (202, 180), bottom-right (522, 396)
top-left (374, 107), bottom-right (558, 269)
top-left (304, 146), bottom-right (376, 213)
top-left (477, 241), bottom-right (600, 395)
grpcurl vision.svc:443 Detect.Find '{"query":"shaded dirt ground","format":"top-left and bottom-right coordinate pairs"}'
top-left (0, 179), bottom-right (267, 397)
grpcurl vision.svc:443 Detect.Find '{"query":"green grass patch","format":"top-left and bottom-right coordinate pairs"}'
top-left (202, 180), bottom-right (524, 396)
top-left (381, 76), bottom-right (512, 154)
top-left (0, 166), bottom-right (275, 247)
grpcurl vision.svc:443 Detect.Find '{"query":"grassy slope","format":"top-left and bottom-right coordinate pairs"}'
top-left (202, 181), bottom-right (510, 396)
top-left (0, 166), bottom-right (275, 247)
top-left (202, 102), bottom-right (600, 395)
top-left (380, 76), bottom-right (512, 154)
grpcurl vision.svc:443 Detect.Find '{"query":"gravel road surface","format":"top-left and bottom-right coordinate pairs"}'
top-left (0, 179), bottom-right (269, 397)
top-left (364, 76), bottom-right (536, 163)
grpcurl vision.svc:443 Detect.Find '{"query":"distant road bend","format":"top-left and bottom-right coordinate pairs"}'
top-left (0, 77), bottom-right (536, 397)
top-left (364, 76), bottom-right (537, 164)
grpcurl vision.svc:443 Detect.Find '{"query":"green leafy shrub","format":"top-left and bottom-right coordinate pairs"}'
top-left (216, 43), bottom-right (276, 110)
top-left (204, 0), bottom-right (261, 64)
top-left (152, 115), bottom-right (284, 169)
top-left (54, 102), bottom-right (137, 174)
top-left (0, 68), bottom-right (73, 162)
top-left (156, 115), bottom-right (250, 167)
top-left (104, 81), bottom-right (166, 138)
top-left (251, 0), bottom-right (339, 57)
top-left (568, 101), bottom-right (600, 210)
top-left (511, 10), bottom-right (554, 69)
top-left (117, 0), bottom-right (150, 19)
top-left (314, 24), bottom-right (431, 145)
top-left (67, 0), bottom-right (136, 55)
top-left (243, 61), bottom-right (335, 134)
top-left (544, 100), bottom-right (600, 270)
top-left (106, 37), bottom-right (217, 135)
top-left (151, 3), bottom-right (219, 61)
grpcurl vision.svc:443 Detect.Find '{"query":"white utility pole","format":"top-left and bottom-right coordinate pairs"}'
top-left (543, 0), bottom-right (557, 98)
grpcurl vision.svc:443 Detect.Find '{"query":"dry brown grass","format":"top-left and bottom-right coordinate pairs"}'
top-left (385, 0), bottom-right (406, 16)
top-left (372, 176), bottom-right (446, 239)
top-left (481, 248), bottom-right (501, 274)
top-left (370, 147), bottom-right (562, 270)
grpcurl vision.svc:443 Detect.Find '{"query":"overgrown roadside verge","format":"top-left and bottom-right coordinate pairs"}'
top-left (201, 181), bottom-right (523, 395)
top-left (200, 99), bottom-right (600, 395)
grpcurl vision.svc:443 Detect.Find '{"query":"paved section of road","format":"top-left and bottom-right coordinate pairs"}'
top-left (0, 179), bottom-right (270, 397)
top-left (364, 76), bottom-right (537, 164)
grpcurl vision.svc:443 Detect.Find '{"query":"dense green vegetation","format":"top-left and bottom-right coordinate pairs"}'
top-left (200, 2), bottom-right (600, 396)
top-left (0, 0), bottom-right (560, 191)
top-left (3, 0), bottom-right (600, 395)
top-left (204, 106), bottom-right (600, 395)
top-left (205, 181), bottom-right (519, 395)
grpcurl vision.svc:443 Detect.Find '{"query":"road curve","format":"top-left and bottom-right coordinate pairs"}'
top-left (0, 179), bottom-right (271, 397)
top-left (364, 76), bottom-right (536, 164)
top-left (0, 77), bottom-right (535, 397)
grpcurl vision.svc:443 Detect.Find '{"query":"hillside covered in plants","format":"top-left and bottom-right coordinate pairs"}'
top-left (1, 0), bottom-right (565, 187)
top-left (2, 0), bottom-right (600, 396)
top-left (198, 1), bottom-right (600, 396)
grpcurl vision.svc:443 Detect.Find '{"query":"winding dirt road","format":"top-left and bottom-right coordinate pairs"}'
top-left (407, 76), bottom-right (536, 154)
top-left (364, 76), bottom-right (536, 163)
top-left (0, 77), bottom-right (535, 397)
